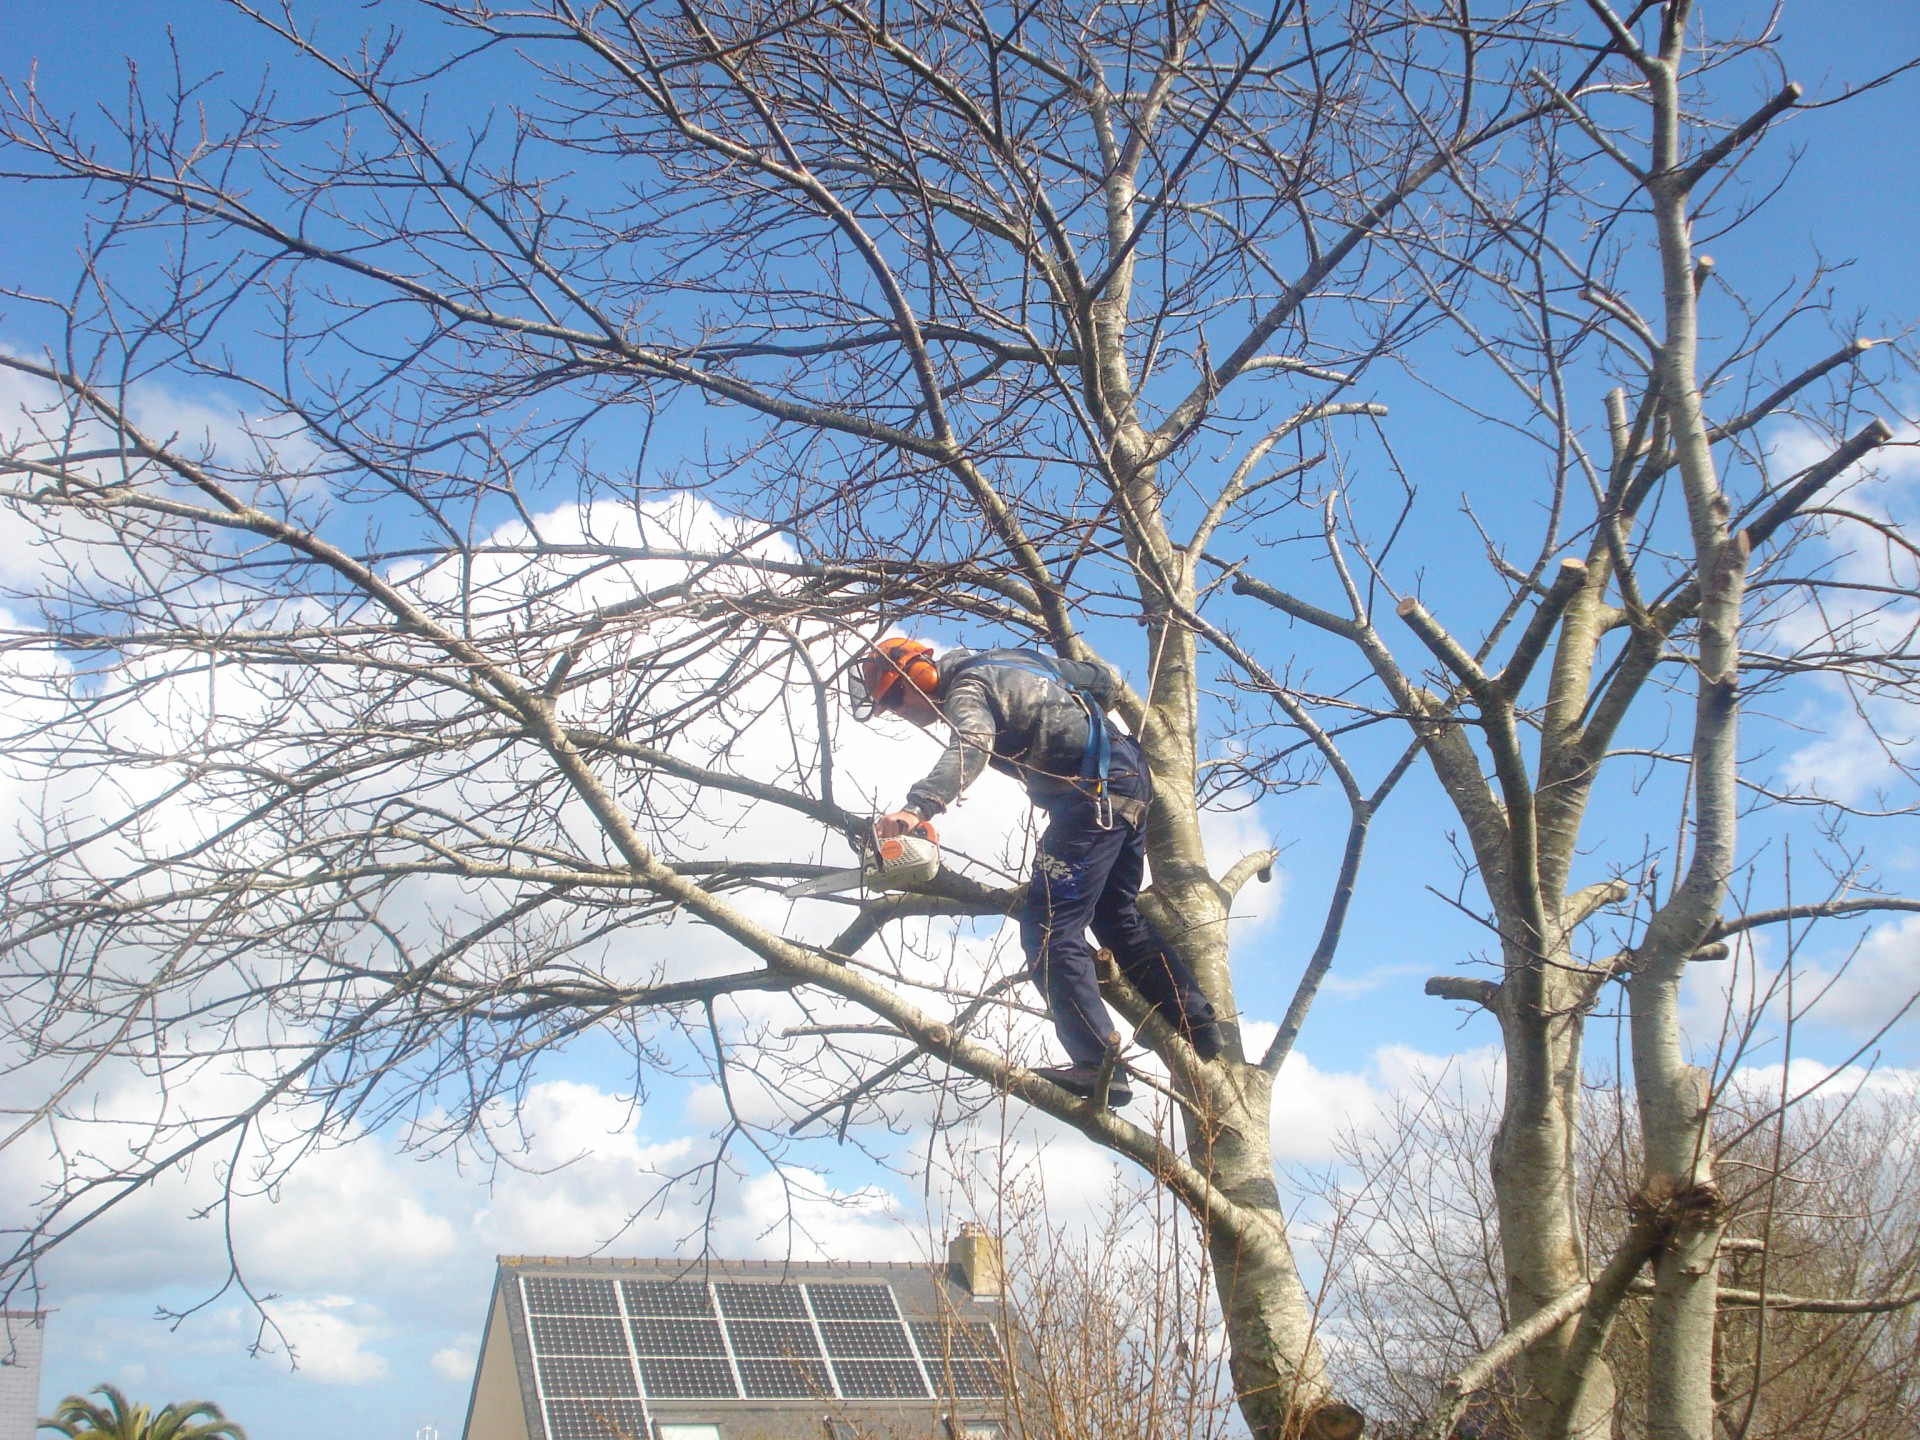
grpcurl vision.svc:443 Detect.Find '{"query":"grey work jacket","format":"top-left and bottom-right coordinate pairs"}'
top-left (902, 648), bottom-right (1125, 818)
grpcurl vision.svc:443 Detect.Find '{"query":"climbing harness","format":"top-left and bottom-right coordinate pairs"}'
top-left (947, 649), bottom-right (1119, 827)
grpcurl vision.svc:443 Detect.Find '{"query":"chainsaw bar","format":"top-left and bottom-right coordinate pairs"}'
top-left (780, 865), bottom-right (870, 899)
top-left (783, 821), bottom-right (940, 899)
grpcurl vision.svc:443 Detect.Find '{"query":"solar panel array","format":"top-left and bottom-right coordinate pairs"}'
top-left (520, 1275), bottom-right (1006, 1439)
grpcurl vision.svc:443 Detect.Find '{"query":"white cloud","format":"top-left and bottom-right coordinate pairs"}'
top-left (1268, 1052), bottom-right (1386, 1162)
top-left (237, 1144), bottom-right (461, 1292)
top-left (1725, 1055), bottom-right (1920, 1105)
top-left (1800, 913), bottom-right (1920, 1033)
top-left (1316, 962), bottom-right (1428, 1002)
top-left (431, 1340), bottom-right (478, 1382)
top-left (1683, 915), bottom-right (1920, 1055)
top-left (507, 1078), bottom-right (653, 1168)
top-left (1780, 705), bottom-right (1916, 807)
top-left (0, 351), bottom-right (324, 598)
top-left (1370, 1041), bottom-right (1503, 1101)
top-left (265, 1297), bottom-right (391, 1385)
top-left (1228, 1024), bottom-right (1504, 1165)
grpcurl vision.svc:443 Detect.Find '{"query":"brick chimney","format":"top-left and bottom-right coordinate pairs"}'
top-left (947, 1222), bottom-right (1002, 1298)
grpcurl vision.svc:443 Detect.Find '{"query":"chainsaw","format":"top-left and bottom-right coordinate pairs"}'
top-left (782, 819), bottom-right (941, 899)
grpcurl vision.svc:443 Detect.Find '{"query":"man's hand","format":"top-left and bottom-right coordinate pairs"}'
top-left (874, 810), bottom-right (926, 838)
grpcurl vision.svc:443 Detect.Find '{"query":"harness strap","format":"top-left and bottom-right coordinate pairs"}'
top-left (949, 654), bottom-right (1111, 782)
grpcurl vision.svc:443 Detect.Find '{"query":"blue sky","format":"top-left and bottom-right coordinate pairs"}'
top-left (3, 4), bottom-right (1920, 1437)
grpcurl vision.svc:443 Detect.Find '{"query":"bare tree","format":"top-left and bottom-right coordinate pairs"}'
top-left (979, 1166), bottom-right (1242, 1440)
top-left (1315, 1060), bottom-right (1920, 1439)
top-left (1, 3), bottom-right (1915, 1438)
top-left (1357, 8), bottom-right (1920, 1433)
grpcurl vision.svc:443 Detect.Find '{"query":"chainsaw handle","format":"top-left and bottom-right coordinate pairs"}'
top-left (871, 813), bottom-right (937, 843)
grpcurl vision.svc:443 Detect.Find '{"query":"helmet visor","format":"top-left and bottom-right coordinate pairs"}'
top-left (846, 657), bottom-right (889, 721)
top-left (847, 650), bottom-right (911, 721)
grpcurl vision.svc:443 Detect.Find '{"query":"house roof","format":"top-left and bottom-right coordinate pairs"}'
top-left (463, 1255), bottom-right (1014, 1440)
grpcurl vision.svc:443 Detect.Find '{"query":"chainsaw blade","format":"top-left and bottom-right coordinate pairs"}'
top-left (780, 866), bottom-right (870, 899)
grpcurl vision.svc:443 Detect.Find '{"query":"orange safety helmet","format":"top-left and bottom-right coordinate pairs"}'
top-left (850, 636), bottom-right (938, 720)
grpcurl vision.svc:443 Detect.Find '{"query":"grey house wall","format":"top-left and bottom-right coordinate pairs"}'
top-left (0, 1313), bottom-right (45, 1440)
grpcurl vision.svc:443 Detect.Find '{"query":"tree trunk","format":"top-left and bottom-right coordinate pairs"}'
top-left (1124, 523), bottom-right (1347, 1434)
top-left (1492, 943), bottom-right (1616, 1440)
top-left (1194, 1065), bottom-right (1350, 1440)
top-left (1625, 45), bottom-right (1748, 1438)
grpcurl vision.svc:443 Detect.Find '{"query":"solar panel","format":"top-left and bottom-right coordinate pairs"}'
top-left (530, 1315), bottom-right (629, 1356)
top-left (626, 1316), bottom-right (726, 1357)
top-left (910, 1321), bottom-right (1007, 1398)
top-left (737, 1357), bottom-right (833, 1398)
top-left (518, 1271), bottom-right (989, 1422)
top-left (524, 1276), bottom-right (621, 1315)
top-left (914, 1343), bottom-right (1008, 1398)
top-left (804, 1283), bottom-right (898, 1320)
top-left (910, 1320), bottom-right (1002, 1361)
top-left (638, 1355), bottom-right (739, 1398)
top-left (603, 1281), bottom-right (739, 1400)
top-left (833, 1358), bottom-right (931, 1399)
top-left (536, 1356), bottom-right (639, 1398)
top-left (819, 1321), bottom-right (913, 1359)
top-left (713, 1282), bottom-right (808, 1318)
top-left (943, 1359), bottom-right (1007, 1398)
top-left (540, 1399), bottom-right (649, 1440)
top-left (724, 1319), bottom-right (822, 1359)
top-left (800, 1283), bottom-right (930, 1400)
top-left (622, 1280), bottom-right (715, 1317)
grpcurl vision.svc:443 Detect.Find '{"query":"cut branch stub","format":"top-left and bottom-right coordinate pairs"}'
top-left (1426, 975), bottom-right (1501, 1009)
top-left (1396, 595), bottom-right (1495, 699)
top-left (1221, 848), bottom-right (1281, 900)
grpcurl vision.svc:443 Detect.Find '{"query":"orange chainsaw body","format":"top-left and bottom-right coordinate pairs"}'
top-left (782, 821), bottom-right (941, 898)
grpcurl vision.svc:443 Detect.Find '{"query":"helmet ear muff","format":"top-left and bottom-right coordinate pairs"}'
top-left (901, 651), bottom-right (938, 696)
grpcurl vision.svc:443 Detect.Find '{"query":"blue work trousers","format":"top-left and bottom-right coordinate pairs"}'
top-left (1019, 735), bottom-right (1217, 1067)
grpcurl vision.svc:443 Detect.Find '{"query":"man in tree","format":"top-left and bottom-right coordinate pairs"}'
top-left (854, 637), bottom-right (1224, 1105)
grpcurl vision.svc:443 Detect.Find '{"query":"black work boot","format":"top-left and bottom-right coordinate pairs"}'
top-left (1033, 1063), bottom-right (1133, 1108)
top-left (1185, 1019), bottom-right (1227, 1063)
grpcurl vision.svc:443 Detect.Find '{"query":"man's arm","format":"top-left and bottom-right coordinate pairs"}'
top-left (896, 679), bottom-right (996, 821)
top-left (1080, 656), bottom-right (1126, 711)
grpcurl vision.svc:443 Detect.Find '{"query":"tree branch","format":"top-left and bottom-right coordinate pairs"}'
top-left (1420, 1282), bottom-right (1594, 1440)
top-left (1710, 896), bottom-right (1920, 940)
top-left (1681, 82), bottom-right (1802, 187)
top-left (1497, 559), bottom-right (1590, 697)
top-left (1740, 418), bottom-right (1896, 551)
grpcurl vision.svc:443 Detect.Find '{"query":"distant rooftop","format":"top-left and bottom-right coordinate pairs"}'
top-left (464, 1246), bottom-right (1015, 1440)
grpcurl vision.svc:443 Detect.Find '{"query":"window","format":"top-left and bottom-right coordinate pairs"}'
top-left (656, 1426), bottom-right (722, 1440)
top-left (946, 1421), bottom-right (1004, 1440)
